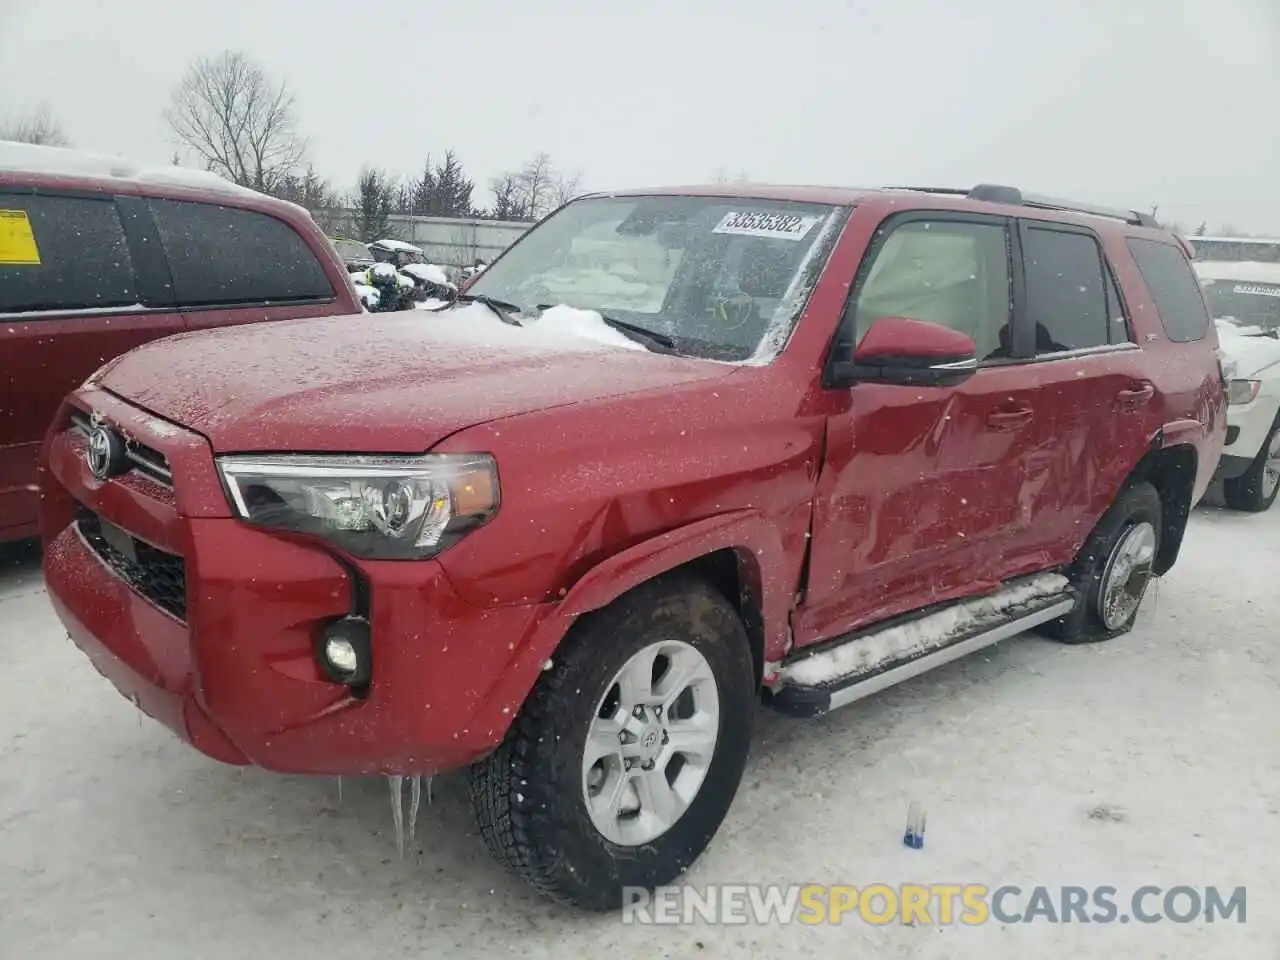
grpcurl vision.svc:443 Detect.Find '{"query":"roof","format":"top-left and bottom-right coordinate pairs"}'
top-left (592, 183), bottom-right (880, 205)
top-left (1193, 260), bottom-right (1280, 283)
top-left (1191, 235), bottom-right (1280, 245)
top-left (581, 183), bottom-right (1167, 234)
top-left (0, 140), bottom-right (268, 200)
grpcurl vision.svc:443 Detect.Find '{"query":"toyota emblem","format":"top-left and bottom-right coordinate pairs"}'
top-left (85, 419), bottom-right (127, 481)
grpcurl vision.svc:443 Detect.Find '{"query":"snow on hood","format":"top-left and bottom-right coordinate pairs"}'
top-left (371, 238), bottom-right (423, 254)
top-left (1215, 319), bottom-right (1280, 378)
top-left (98, 305), bottom-right (728, 453)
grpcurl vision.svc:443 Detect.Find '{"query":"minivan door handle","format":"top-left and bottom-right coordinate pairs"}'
top-left (986, 406), bottom-right (1034, 431)
top-left (1117, 383), bottom-right (1155, 408)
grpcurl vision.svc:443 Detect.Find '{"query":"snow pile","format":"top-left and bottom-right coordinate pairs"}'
top-left (417, 302), bottom-right (645, 352)
top-left (401, 263), bottom-right (451, 287)
top-left (369, 263), bottom-right (398, 282)
top-left (533, 305), bottom-right (645, 350)
top-left (781, 573), bottom-right (1070, 687)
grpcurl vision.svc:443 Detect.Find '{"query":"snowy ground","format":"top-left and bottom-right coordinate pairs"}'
top-left (2, 495), bottom-right (1277, 958)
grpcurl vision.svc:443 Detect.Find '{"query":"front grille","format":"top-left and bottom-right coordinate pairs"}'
top-left (77, 511), bottom-right (187, 621)
top-left (69, 409), bottom-right (173, 487)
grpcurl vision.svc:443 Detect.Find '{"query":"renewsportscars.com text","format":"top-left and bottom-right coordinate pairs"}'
top-left (621, 884), bottom-right (1247, 926)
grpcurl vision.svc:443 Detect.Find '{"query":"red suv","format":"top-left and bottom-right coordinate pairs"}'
top-left (0, 143), bottom-right (360, 542)
top-left (40, 183), bottom-right (1225, 910)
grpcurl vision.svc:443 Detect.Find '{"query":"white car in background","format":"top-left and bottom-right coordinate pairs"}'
top-left (1197, 260), bottom-right (1280, 511)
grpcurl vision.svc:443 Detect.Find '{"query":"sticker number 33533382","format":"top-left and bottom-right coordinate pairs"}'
top-left (712, 211), bottom-right (820, 241)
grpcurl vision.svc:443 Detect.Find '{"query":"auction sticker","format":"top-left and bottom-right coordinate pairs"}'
top-left (0, 210), bottom-right (41, 265)
top-left (713, 211), bottom-right (819, 241)
top-left (1233, 283), bottom-right (1280, 298)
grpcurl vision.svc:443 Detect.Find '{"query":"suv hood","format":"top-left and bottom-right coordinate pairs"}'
top-left (1215, 319), bottom-right (1280, 379)
top-left (98, 308), bottom-right (734, 453)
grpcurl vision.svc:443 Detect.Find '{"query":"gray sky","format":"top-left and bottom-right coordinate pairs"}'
top-left (1, 0), bottom-right (1277, 231)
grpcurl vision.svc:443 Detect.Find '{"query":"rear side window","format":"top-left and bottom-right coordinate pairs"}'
top-left (1126, 238), bottom-right (1210, 342)
top-left (0, 194), bottom-right (136, 315)
top-left (1021, 227), bottom-right (1109, 353)
top-left (150, 199), bottom-right (333, 307)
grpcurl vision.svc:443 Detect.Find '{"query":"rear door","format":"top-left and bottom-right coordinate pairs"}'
top-left (147, 198), bottom-right (343, 332)
top-left (1013, 220), bottom-right (1151, 563)
top-left (0, 190), bottom-right (183, 539)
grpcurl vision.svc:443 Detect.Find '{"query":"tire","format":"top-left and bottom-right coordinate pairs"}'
top-left (1039, 480), bottom-right (1162, 644)
top-left (469, 575), bottom-right (756, 911)
top-left (1223, 415), bottom-right (1280, 513)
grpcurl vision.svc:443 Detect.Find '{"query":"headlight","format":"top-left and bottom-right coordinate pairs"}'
top-left (217, 454), bottom-right (499, 560)
top-left (1227, 379), bottom-right (1261, 405)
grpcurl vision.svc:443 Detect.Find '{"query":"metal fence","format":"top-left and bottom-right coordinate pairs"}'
top-left (317, 211), bottom-right (533, 267)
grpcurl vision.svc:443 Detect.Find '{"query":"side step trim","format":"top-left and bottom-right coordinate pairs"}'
top-left (772, 592), bottom-right (1075, 718)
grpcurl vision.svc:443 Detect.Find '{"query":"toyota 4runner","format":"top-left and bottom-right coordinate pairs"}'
top-left (40, 183), bottom-right (1226, 910)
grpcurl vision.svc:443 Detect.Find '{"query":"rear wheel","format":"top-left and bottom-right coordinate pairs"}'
top-left (1223, 417), bottom-right (1280, 513)
top-left (1040, 480), bottom-right (1162, 644)
top-left (469, 576), bottom-right (755, 911)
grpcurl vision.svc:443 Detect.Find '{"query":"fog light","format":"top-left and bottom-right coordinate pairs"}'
top-left (325, 637), bottom-right (359, 674)
top-left (316, 617), bottom-right (372, 686)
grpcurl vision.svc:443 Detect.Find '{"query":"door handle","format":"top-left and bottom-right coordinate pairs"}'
top-left (987, 407), bottom-right (1034, 431)
top-left (1117, 383), bottom-right (1154, 408)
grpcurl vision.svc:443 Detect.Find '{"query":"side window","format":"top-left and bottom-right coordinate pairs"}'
top-left (0, 193), bottom-right (136, 315)
top-left (850, 219), bottom-right (1012, 361)
top-left (149, 200), bottom-right (333, 308)
top-left (1125, 238), bottom-right (1210, 343)
top-left (1022, 227), bottom-right (1109, 353)
top-left (1104, 265), bottom-right (1132, 344)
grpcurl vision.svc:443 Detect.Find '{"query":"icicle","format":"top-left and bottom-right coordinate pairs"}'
top-left (408, 775), bottom-right (422, 844)
top-left (336, 777), bottom-right (343, 804)
top-left (388, 775), bottom-right (405, 857)
top-left (427, 775), bottom-right (433, 806)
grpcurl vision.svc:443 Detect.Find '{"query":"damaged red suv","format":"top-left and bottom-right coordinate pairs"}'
top-left (41, 183), bottom-right (1225, 910)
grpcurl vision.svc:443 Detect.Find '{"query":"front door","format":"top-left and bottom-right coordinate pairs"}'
top-left (797, 212), bottom-right (1039, 646)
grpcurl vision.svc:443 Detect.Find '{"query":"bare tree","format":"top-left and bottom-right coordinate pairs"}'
top-left (165, 51), bottom-right (306, 194)
top-left (488, 172), bottom-right (523, 220)
top-left (552, 168), bottom-right (584, 208)
top-left (515, 152), bottom-right (556, 220)
top-left (0, 103), bottom-right (71, 146)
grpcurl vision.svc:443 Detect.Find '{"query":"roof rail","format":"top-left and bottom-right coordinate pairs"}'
top-left (885, 183), bottom-right (1160, 228)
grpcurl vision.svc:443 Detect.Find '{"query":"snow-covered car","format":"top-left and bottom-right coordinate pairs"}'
top-left (330, 237), bottom-right (375, 272)
top-left (369, 237), bottom-right (426, 267)
top-left (1198, 260), bottom-right (1280, 511)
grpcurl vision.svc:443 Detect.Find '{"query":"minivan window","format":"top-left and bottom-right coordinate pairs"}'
top-left (0, 194), bottom-right (137, 315)
top-left (850, 219), bottom-right (1012, 362)
top-left (150, 199), bottom-right (333, 307)
top-left (1022, 227), bottom-right (1109, 353)
top-left (1127, 237), bottom-right (1210, 343)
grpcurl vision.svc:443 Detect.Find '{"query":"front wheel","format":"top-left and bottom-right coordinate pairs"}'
top-left (469, 576), bottom-right (756, 911)
top-left (1223, 417), bottom-right (1280, 513)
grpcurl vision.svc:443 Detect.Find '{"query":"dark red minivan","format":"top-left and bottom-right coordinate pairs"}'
top-left (0, 142), bottom-right (360, 542)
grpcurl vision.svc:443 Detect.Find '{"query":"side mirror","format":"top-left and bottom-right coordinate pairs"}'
top-left (832, 316), bottom-right (977, 388)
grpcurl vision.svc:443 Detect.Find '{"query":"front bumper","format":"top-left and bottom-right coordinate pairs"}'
top-left (41, 389), bottom-right (562, 776)
top-left (1213, 394), bottom-right (1278, 480)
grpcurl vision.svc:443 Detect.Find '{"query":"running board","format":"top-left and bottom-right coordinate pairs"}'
top-left (771, 573), bottom-right (1076, 718)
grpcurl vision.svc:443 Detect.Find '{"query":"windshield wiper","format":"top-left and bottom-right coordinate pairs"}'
top-left (425, 292), bottom-right (524, 326)
top-left (536, 304), bottom-right (675, 350)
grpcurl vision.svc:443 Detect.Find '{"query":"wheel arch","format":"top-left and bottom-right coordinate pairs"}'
top-left (1125, 438), bottom-right (1198, 576)
top-left (457, 511), bottom-right (796, 758)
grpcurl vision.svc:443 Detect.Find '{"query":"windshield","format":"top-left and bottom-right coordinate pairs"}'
top-left (465, 196), bottom-right (843, 362)
top-left (1201, 278), bottom-right (1280, 331)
